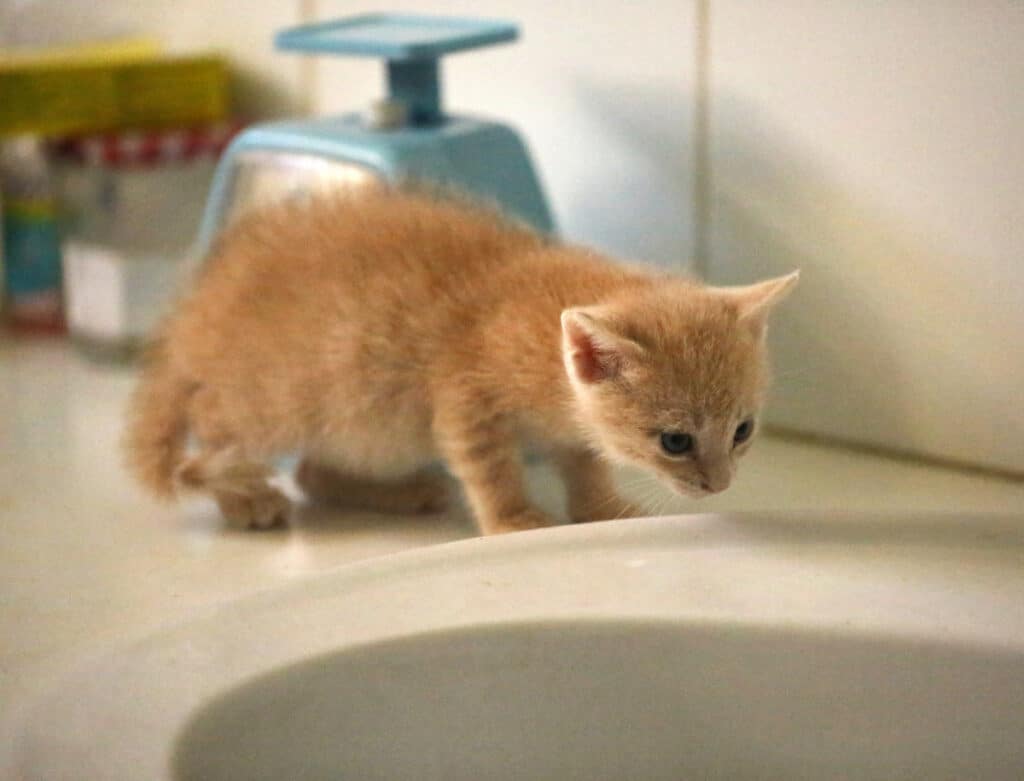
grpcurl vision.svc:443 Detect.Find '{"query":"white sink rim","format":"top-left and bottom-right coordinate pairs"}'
top-left (3, 511), bottom-right (1024, 780)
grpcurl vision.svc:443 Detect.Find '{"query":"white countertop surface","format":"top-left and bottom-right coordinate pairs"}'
top-left (2, 336), bottom-right (1023, 711)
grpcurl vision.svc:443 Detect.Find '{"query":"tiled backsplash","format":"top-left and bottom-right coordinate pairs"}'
top-left (706, 0), bottom-right (1024, 474)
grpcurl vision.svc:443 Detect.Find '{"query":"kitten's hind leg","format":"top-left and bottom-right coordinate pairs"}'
top-left (176, 447), bottom-right (292, 530)
top-left (295, 459), bottom-right (450, 515)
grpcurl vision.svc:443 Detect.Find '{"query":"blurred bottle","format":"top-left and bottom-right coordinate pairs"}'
top-left (1, 187), bottom-right (5, 316)
top-left (0, 135), bottom-right (64, 333)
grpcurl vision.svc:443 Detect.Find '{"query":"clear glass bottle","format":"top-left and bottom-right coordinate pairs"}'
top-left (54, 123), bottom-right (238, 362)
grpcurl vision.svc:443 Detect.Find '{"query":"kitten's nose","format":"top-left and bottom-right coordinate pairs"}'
top-left (701, 480), bottom-right (728, 494)
top-left (698, 466), bottom-right (731, 494)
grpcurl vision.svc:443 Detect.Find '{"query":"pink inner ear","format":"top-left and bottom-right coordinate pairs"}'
top-left (567, 325), bottom-right (614, 383)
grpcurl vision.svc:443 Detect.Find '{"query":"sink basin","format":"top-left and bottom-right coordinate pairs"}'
top-left (3, 513), bottom-right (1024, 780)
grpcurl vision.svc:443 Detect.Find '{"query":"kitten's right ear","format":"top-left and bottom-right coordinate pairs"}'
top-left (561, 308), bottom-right (644, 385)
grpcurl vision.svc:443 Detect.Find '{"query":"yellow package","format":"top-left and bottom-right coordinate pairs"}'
top-left (0, 40), bottom-right (229, 136)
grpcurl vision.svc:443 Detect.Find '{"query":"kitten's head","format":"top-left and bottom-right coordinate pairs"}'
top-left (561, 271), bottom-right (798, 498)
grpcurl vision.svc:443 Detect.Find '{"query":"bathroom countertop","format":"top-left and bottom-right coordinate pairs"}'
top-left (2, 336), bottom-right (1023, 711)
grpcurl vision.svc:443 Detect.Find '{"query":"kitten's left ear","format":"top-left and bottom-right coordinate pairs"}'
top-left (716, 270), bottom-right (800, 333)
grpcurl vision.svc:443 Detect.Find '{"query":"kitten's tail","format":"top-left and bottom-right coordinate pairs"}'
top-left (123, 344), bottom-right (194, 499)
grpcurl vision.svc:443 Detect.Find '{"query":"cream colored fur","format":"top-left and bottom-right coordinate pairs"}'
top-left (124, 188), bottom-right (797, 533)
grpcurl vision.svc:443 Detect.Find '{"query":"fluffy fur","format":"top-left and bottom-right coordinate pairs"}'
top-left (124, 187), bottom-right (797, 534)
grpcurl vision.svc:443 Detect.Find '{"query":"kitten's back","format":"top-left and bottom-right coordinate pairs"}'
top-left (140, 190), bottom-right (583, 470)
top-left (172, 190), bottom-right (541, 354)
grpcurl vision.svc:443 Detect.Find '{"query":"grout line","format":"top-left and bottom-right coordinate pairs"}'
top-left (298, 0), bottom-right (320, 115)
top-left (764, 425), bottom-right (1024, 484)
top-left (692, 0), bottom-right (712, 280)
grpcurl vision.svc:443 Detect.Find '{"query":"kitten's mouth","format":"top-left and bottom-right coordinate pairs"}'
top-left (662, 478), bottom-right (713, 499)
top-left (684, 486), bottom-right (713, 499)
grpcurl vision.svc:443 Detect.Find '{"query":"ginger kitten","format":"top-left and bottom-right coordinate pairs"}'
top-left (124, 188), bottom-right (797, 534)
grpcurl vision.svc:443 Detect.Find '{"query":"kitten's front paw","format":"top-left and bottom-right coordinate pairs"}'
top-left (571, 496), bottom-right (647, 524)
top-left (482, 508), bottom-right (555, 535)
top-left (216, 487), bottom-right (292, 530)
top-left (401, 476), bottom-right (451, 514)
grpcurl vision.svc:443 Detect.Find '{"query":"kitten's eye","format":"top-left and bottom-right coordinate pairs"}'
top-left (733, 419), bottom-right (755, 445)
top-left (660, 431), bottom-right (694, 455)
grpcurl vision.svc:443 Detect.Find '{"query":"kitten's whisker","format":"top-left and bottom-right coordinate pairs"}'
top-left (614, 479), bottom-right (655, 497)
top-left (654, 491), bottom-right (677, 518)
top-left (616, 473), bottom-right (661, 496)
top-left (639, 483), bottom-right (666, 514)
top-left (641, 492), bottom-right (661, 516)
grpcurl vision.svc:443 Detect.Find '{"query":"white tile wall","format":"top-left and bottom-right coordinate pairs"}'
top-left (706, 0), bottom-right (1024, 473)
